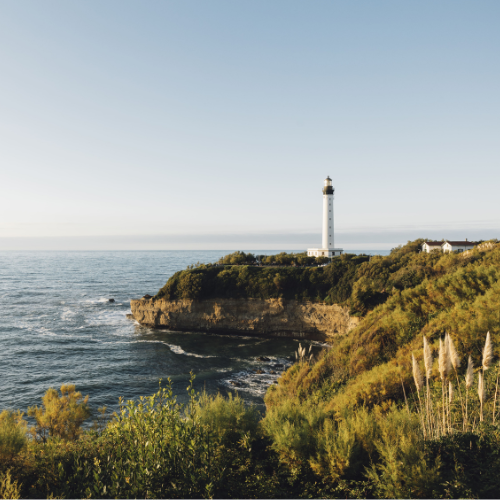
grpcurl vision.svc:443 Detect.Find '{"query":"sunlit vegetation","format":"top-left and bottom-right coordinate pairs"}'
top-left (156, 252), bottom-right (371, 302)
top-left (28, 384), bottom-right (90, 443)
top-left (3, 239), bottom-right (500, 498)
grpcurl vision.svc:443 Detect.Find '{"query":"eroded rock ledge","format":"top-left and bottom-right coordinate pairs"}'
top-left (130, 297), bottom-right (359, 341)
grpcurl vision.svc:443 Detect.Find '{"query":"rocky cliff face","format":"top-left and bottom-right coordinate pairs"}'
top-left (130, 297), bottom-right (359, 340)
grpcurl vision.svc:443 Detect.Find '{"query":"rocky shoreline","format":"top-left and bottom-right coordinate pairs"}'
top-left (129, 297), bottom-right (359, 340)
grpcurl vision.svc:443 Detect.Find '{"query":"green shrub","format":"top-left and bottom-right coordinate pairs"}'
top-left (26, 378), bottom-right (279, 499)
top-left (0, 411), bottom-right (27, 462)
top-left (28, 385), bottom-right (90, 442)
top-left (365, 408), bottom-right (441, 499)
top-left (0, 470), bottom-right (22, 500)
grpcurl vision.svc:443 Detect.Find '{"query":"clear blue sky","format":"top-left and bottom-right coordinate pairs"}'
top-left (1, 1), bottom-right (499, 250)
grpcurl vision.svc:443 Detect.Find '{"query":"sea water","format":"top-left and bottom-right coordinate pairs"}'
top-left (0, 250), bottom-right (387, 416)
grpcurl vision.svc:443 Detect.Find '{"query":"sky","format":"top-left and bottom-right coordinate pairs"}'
top-left (0, 1), bottom-right (499, 250)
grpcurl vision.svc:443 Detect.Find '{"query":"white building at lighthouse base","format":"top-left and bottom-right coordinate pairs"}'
top-left (307, 248), bottom-right (343, 258)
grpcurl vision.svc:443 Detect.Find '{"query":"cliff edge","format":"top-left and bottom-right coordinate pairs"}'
top-left (130, 297), bottom-right (359, 340)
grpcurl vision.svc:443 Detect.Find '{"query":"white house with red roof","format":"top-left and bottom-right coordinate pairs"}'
top-left (442, 240), bottom-right (477, 253)
top-left (422, 241), bottom-right (443, 253)
top-left (422, 240), bottom-right (477, 253)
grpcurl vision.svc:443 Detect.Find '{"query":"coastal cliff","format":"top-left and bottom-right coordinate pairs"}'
top-left (130, 297), bottom-right (359, 340)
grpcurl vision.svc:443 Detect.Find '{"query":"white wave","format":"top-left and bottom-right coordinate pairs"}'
top-left (222, 369), bottom-right (281, 397)
top-left (86, 310), bottom-right (128, 327)
top-left (100, 341), bottom-right (134, 345)
top-left (309, 340), bottom-right (331, 348)
top-left (38, 329), bottom-right (88, 340)
top-left (83, 297), bottom-right (112, 305)
top-left (61, 309), bottom-right (77, 321)
top-left (166, 343), bottom-right (216, 358)
top-left (133, 340), bottom-right (217, 358)
top-left (235, 339), bottom-right (270, 347)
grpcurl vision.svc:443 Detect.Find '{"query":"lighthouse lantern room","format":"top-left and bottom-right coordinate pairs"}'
top-left (307, 177), bottom-right (344, 258)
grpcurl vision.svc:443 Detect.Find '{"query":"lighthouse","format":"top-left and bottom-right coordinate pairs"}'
top-left (307, 177), bottom-right (344, 258)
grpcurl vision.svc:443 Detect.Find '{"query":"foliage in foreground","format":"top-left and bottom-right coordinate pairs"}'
top-left (4, 373), bottom-right (500, 498)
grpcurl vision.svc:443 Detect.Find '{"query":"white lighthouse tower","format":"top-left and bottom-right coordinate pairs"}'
top-left (307, 177), bottom-right (343, 258)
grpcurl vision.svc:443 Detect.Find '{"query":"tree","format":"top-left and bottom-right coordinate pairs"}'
top-left (177, 272), bottom-right (203, 299)
top-left (28, 385), bottom-right (90, 442)
top-left (315, 256), bottom-right (330, 266)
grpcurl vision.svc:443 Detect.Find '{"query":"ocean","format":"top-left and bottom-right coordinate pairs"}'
top-left (0, 250), bottom-right (388, 417)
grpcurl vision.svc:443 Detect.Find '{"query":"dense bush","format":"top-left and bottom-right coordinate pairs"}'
top-left (156, 253), bottom-right (371, 303)
top-left (28, 384), bottom-right (90, 443)
top-left (155, 241), bottom-right (447, 315)
top-left (0, 411), bottom-right (27, 462)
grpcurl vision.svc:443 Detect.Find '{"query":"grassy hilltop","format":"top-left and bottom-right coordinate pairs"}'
top-left (3, 240), bottom-right (500, 498)
top-left (155, 242), bottom-right (438, 315)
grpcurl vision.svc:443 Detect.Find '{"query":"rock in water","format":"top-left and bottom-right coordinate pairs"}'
top-left (109, 298), bottom-right (115, 303)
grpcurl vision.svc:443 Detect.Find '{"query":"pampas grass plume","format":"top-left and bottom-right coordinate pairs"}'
top-left (412, 354), bottom-right (424, 392)
top-left (466, 356), bottom-right (474, 389)
top-left (447, 333), bottom-right (461, 369)
top-left (423, 336), bottom-right (433, 378)
top-left (444, 334), bottom-right (453, 376)
top-left (478, 371), bottom-right (485, 404)
top-left (483, 331), bottom-right (494, 371)
top-left (439, 337), bottom-right (451, 380)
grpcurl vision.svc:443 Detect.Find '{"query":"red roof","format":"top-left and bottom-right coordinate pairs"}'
top-left (444, 241), bottom-right (477, 246)
top-left (423, 241), bottom-right (443, 246)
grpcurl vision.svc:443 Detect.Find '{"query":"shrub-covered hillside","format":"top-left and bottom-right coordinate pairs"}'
top-left (154, 240), bottom-right (458, 315)
top-left (156, 253), bottom-right (369, 305)
top-left (255, 240), bottom-right (500, 497)
top-left (264, 242), bottom-right (500, 434)
top-left (155, 239), bottom-right (500, 417)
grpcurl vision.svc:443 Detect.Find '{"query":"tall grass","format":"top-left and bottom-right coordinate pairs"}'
top-left (412, 332), bottom-right (498, 437)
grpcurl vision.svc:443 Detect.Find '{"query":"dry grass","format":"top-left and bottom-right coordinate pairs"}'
top-left (411, 331), bottom-right (497, 437)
